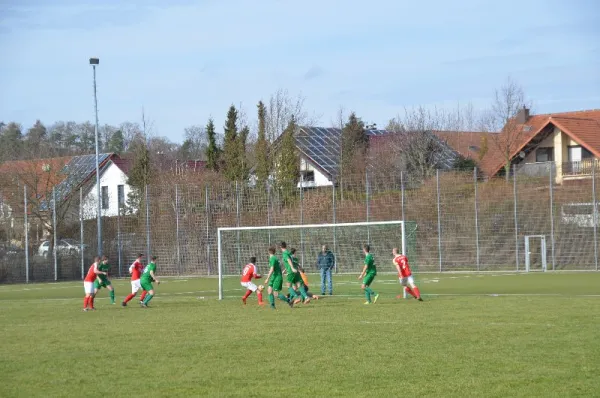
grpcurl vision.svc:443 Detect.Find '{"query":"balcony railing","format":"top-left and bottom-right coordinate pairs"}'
top-left (562, 159), bottom-right (600, 177)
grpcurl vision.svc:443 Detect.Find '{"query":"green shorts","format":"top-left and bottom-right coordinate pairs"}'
top-left (293, 272), bottom-right (304, 285)
top-left (286, 272), bottom-right (297, 284)
top-left (94, 279), bottom-right (111, 289)
top-left (363, 272), bottom-right (376, 287)
top-left (269, 275), bottom-right (283, 291)
top-left (140, 279), bottom-right (154, 292)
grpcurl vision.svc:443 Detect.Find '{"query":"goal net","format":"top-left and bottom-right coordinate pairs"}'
top-left (217, 220), bottom-right (417, 299)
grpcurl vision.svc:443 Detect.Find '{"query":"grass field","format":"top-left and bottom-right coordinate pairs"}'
top-left (1, 272), bottom-right (599, 397)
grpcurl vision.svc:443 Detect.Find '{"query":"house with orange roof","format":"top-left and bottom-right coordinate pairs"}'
top-left (433, 108), bottom-right (600, 183)
top-left (0, 154), bottom-right (133, 241)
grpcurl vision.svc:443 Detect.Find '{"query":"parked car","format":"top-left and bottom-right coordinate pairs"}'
top-left (0, 244), bottom-right (25, 259)
top-left (38, 239), bottom-right (88, 257)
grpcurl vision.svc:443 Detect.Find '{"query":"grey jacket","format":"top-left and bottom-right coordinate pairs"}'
top-left (317, 251), bottom-right (335, 270)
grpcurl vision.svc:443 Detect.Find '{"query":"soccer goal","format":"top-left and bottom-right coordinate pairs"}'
top-left (217, 220), bottom-right (417, 299)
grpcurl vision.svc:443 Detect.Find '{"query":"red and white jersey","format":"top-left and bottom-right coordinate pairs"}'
top-left (130, 259), bottom-right (143, 281)
top-left (241, 263), bottom-right (259, 282)
top-left (394, 255), bottom-right (412, 278)
top-left (84, 263), bottom-right (99, 282)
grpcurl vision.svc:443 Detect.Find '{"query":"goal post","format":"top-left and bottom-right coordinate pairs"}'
top-left (217, 220), bottom-right (417, 300)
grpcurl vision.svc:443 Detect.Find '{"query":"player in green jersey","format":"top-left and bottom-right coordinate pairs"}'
top-left (263, 246), bottom-right (293, 309)
top-left (94, 256), bottom-right (116, 304)
top-left (290, 248), bottom-right (318, 300)
top-left (280, 241), bottom-right (309, 304)
top-left (358, 244), bottom-right (379, 305)
top-left (140, 256), bottom-right (161, 308)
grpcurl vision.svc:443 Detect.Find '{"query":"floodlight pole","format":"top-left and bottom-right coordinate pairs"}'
top-left (90, 57), bottom-right (102, 256)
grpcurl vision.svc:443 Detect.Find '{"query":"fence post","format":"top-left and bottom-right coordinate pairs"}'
top-left (474, 168), bottom-right (480, 271)
top-left (24, 185), bottom-right (29, 283)
top-left (299, 175), bottom-right (305, 268)
top-left (52, 187), bottom-right (58, 281)
top-left (145, 185), bottom-right (151, 261)
top-left (205, 185), bottom-right (211, 276)
top-left (436, 170), bottom-right (442, 272)
top-left (235, 181), bottom-right (241, 272)
top-left (117, 198), bottom-right (122, 277)
top-left (80, 187), bottom-right (84, 279)
top-left (175, 185), bottom-right (181, 276)
top-left (513, 165), bottom-right (519, 271)
top-left (549, 165), bottom-right (556, 271)
top-left (267, 183), bottom-right (271, 245)
top-left (593, 166), bottom-right (598, 271)
top-left (332, 180), bottom-right (338, 273)
top-left (366, 170), bottom-right (370, 244)
top-left (400, 171), bottom-right (405, 222)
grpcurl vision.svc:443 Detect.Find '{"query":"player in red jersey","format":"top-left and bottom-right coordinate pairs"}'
top-left (241, 256), bottom-right (264, 305)
top-left (392, 248), bottom-right (423, 301)
top-left (121, 253), bottom-right (146, 306)
top-left (83, 256), bottom-right (106, 311)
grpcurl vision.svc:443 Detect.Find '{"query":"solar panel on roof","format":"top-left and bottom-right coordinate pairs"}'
top-left (40, 153), bottom-right (112, 210)
top-left (293, 126), bottom-right (391, 179)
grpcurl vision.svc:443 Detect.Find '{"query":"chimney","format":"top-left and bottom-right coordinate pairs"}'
top-left (516, 106), bottom-right (530, 124)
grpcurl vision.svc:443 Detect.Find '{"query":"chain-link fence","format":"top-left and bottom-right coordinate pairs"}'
top-left (1, 166), bottom-right (598, 283)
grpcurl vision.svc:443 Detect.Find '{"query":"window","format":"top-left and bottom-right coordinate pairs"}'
top-left (568, 146), bottom-right (594, 162)
top-left (302, 171), bottom-right (315, 182)
top-left (536, 147), bottom-right (554, 162)
top-left (117, 185), bottom-right (125, 208)
top-left (101, 186), bottom-right (109, 209)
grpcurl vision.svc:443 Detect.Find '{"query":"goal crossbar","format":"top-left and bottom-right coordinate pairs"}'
top-left (217, 220), bottom-right (406, 300)
top-left (217, 220), bottom-right (404, 233)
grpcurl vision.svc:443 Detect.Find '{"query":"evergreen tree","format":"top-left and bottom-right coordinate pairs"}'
top-left (0, 122), bottom-right (23, 161)
top-left (238, 125), bottom-right (249, 181)
top-left (107, 129), bottom-right (125, 154)
top-left (25, 120), bottom-right (47, 157)
top-left (179, 138), bottom-right (193, 160)
top-left (340, 112), bottom-right (367, 181)
top-left (255, 101), bottom-right (270, 188)
top-left (125, 141), bottom-right (153, 214)
top-left (275, 117), bottom-right (299, 203)
top-left (205, 118), bottom-right (220, 171)
top-left (222, 105), bottom-right (239, 181)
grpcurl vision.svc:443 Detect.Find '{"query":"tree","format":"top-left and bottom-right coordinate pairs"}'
top-left (339, 112), bottom-right (368, 182)
top-left (125, 140), bottom-right (154, 214)
top-left (118, 121), bottom-right (144, 152)
top-left (25, 120), bottom-right (47, 156)
top-left (0, 122), bottom-right (23, 161)
top-left (222, 105), bottom-right (240, 181)
top-left (0, 156), bottom-right (78, 257)
top-left (238, 125), bottom-right (250, 182)
top-left (274, 116), bottom-right (299, 203)
top-left (106, 130), bottom-right (124, 154)
top-left (182, 125), bottom-right (206, 159)
top-left (483, 77), bottom-right (530, 179)
top-left (205, 118), bottom-right (221, 171)
top-left (255, 101), bottom-right (270, 188)
top-left (75, 122), bottom-right (96, 153)
top-left (380, 106), bottom-right (455, 180)
top-left (266, 89), bottom-right (320, 142)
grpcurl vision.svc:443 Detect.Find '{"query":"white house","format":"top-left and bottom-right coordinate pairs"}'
top-left (253, 126), bottom-right (391, 189)
top-left (81, 158), bottom-right (132, 220)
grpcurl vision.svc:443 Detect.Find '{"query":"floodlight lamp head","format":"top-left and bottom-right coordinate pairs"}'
top-left (89, 58), bottom-right (100, 65)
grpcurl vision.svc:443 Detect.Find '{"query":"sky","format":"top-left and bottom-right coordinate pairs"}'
top-left (0, 0), bottom-right (599, 143)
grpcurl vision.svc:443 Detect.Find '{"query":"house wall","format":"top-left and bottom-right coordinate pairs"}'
top-left (524, 127), bottom-right (599, 184)
top-left (82, 163), bottom-right (131, 220)
top-left (299, 157), bottom-right (333, 187)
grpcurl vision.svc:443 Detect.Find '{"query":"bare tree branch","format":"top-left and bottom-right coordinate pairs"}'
top-left (483, 77), bottom-right (531, 179)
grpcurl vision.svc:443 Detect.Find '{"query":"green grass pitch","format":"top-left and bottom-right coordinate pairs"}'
top-left (1, 272), bottom-right (599, 397)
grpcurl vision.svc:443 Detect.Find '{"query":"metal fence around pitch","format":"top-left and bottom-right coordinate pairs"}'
top-left (0, 165), bottom-right (599, 284)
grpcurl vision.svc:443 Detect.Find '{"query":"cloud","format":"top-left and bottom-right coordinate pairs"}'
top-left (303, 65), bottom-right (324, 80)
